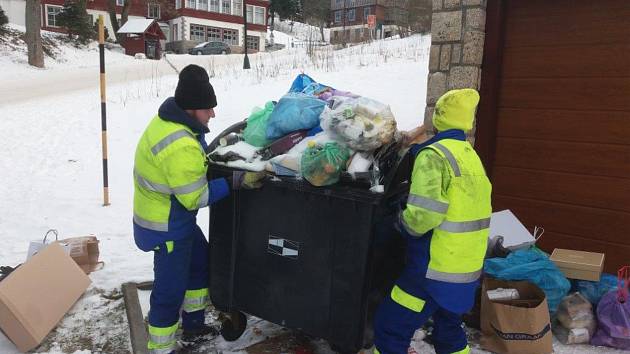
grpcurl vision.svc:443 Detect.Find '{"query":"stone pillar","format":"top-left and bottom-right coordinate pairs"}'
top-left (425, 0), bottom-right (487, 137)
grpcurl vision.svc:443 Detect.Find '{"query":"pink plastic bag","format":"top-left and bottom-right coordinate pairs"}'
top-left (591, 266), bottom-right (630, 349)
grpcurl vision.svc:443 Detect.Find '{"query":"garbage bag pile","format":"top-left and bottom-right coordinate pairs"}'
top-left (483, 240), bottom-right (630, 351)
top-left (208, 74), bottom-right (400, 190)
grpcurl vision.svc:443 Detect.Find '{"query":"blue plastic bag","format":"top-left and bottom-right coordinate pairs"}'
top-left (288, 74), bottom-right (317, 93)
top-left (288, 74), bottom-right (332, 96)
top-left (574, 273), bottom-right (618, 306)
top-left (484, 249), bottom-right (571, 312)
top-left (266, 93), bottom-right (326, 140)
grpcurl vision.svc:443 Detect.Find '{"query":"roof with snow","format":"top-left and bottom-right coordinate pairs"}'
top-left (117, 19), bottom-right (157, 34)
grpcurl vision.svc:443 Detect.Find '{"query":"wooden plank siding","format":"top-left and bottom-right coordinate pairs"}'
top-left (479, 0), bottom-right (630, 273)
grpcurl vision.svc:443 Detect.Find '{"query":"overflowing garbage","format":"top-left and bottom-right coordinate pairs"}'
top-left (208, 74), bottom-right (400, 190)
top-left (481, 213), bottom-right (630, 352)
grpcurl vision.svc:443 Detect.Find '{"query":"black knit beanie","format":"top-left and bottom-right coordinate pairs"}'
top-left (175, 64), bottom-right (217, 110)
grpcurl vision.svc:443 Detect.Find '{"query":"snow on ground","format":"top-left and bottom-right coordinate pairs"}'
top-left (266, 29), bottom-right (295, 48)
top-left (0, 24), bottom-right (135, 81)
top-left (0, 27), bottom-right (427, 106)
top-left (0, 31), bottom-right (626, 354)
top-left (272, 18), bottom-right (330, 43)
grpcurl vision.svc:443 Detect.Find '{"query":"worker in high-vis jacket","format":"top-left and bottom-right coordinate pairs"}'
top-left (133, 64), bottom-right (262, 354)
top-left (374, 89), bottom-right (492, 354)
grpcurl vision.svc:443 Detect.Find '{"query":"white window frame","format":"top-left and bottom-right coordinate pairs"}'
top-left (221, 0), bottom-right (231, 14)
top-left (334, 10), bottom-right (342, 23)
top-left (175, 0), bottom-right (182, 9)
top-left (190, 24), bottom-right (205, 41)
top-left (222, 28), bottom-right (238, 45)
top-left (209, 0), bottom-right (219, 12)
top-left (186, 0), bottom-right (196, 9)
top-left (172, 23), bottom-right (179, 41)
top-left (246, 5), bottom-right (253, 23)
top-left (232, 0), bottom-right (242, 16)
top-left (116, 0), bottom-right (124, 6)
top-left (198, 0), bottom-right (208, 11)
top-left (45, 5), bottom-right (63, 28)
top-left (207, 26), bottom-right (221, 41)
top-left (147, 3), bottom-right (160, 19)
top-left (246, 35), bottom-right (259, 51)
top-left (254, 6), bottom-right (264, 25)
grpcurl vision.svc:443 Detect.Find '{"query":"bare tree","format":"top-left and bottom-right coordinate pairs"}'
top-left (395, 0), bottom-right (430, 36)
top-left (25, 0), bottom-right (44, 67)
top-left (301, 0), bottom-right (329, 42)
top-left (107, 0), bottom-right (132, 43)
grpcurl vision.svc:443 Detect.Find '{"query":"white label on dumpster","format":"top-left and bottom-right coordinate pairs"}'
top-left (268, 236), bottom-right (300, 260)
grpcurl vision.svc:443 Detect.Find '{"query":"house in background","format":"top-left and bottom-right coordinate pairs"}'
top-left (0, 0), bottom-right (268, 53)
top-left (117, 18), bottom-right (166, 59)
top-left (167, 0), bottom-right (268, 54)
top-left (329, 0), bottom-right (408, 44)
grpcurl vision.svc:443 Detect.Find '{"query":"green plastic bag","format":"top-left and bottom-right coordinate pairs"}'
top-left (243, 101), bottom-right (275, 147)
top-left (301, 142), bottom-right (350, 186)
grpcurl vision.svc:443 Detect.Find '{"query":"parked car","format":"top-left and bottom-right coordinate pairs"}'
top-left (188, 41), bottom-right (231, 55)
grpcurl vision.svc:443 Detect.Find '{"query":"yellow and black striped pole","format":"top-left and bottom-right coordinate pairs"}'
top-left (98, 15), bottom-right (110, 206)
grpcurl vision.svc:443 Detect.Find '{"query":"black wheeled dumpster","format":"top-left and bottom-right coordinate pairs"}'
top-left (206, 123), bottom-right (410, 353)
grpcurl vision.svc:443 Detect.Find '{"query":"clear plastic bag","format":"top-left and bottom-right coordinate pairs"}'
top-left (320, 96), bottom-right (397, 151)
top-left (300, 142), bottom-right (350, 187)
top-left (556, 292), bottom-right (596, 330)
top-left (553, 324), bottom-right (592, 345)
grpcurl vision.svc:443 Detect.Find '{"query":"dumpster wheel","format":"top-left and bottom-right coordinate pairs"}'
top-left (220, 311), bottom-right (247, 341)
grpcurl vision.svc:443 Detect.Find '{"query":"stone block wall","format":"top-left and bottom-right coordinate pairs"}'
top-left (425, 0), bottom-right (487, 136)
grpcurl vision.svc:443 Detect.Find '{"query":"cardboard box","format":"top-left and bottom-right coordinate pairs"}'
top-left (550, 249), bottom-right (605, 282)
top-left (0, 243), bottom-right (91, 352)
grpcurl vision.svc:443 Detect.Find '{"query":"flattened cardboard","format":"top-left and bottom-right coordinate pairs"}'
top-left (0, 243), bottom-right (91, 352)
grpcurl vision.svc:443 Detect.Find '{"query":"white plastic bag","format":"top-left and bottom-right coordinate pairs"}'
top-left (26, 229), bottom-right (59, 261)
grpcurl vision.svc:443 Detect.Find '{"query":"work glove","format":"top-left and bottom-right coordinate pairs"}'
top-left (232, 171), bottom-right (266, 190)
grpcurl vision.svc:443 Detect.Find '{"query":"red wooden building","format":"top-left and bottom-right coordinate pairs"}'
top-left (117, 19), bottom-right (166, 59)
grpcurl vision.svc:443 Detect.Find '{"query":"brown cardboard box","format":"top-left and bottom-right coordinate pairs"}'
top-left (0, 243), bottom-right (91, 352)
top-left (550, 249), bottom-right (605, 282)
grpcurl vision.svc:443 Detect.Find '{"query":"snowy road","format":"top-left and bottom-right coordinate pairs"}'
top-left (0, 52), bottom-right (261, 105)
